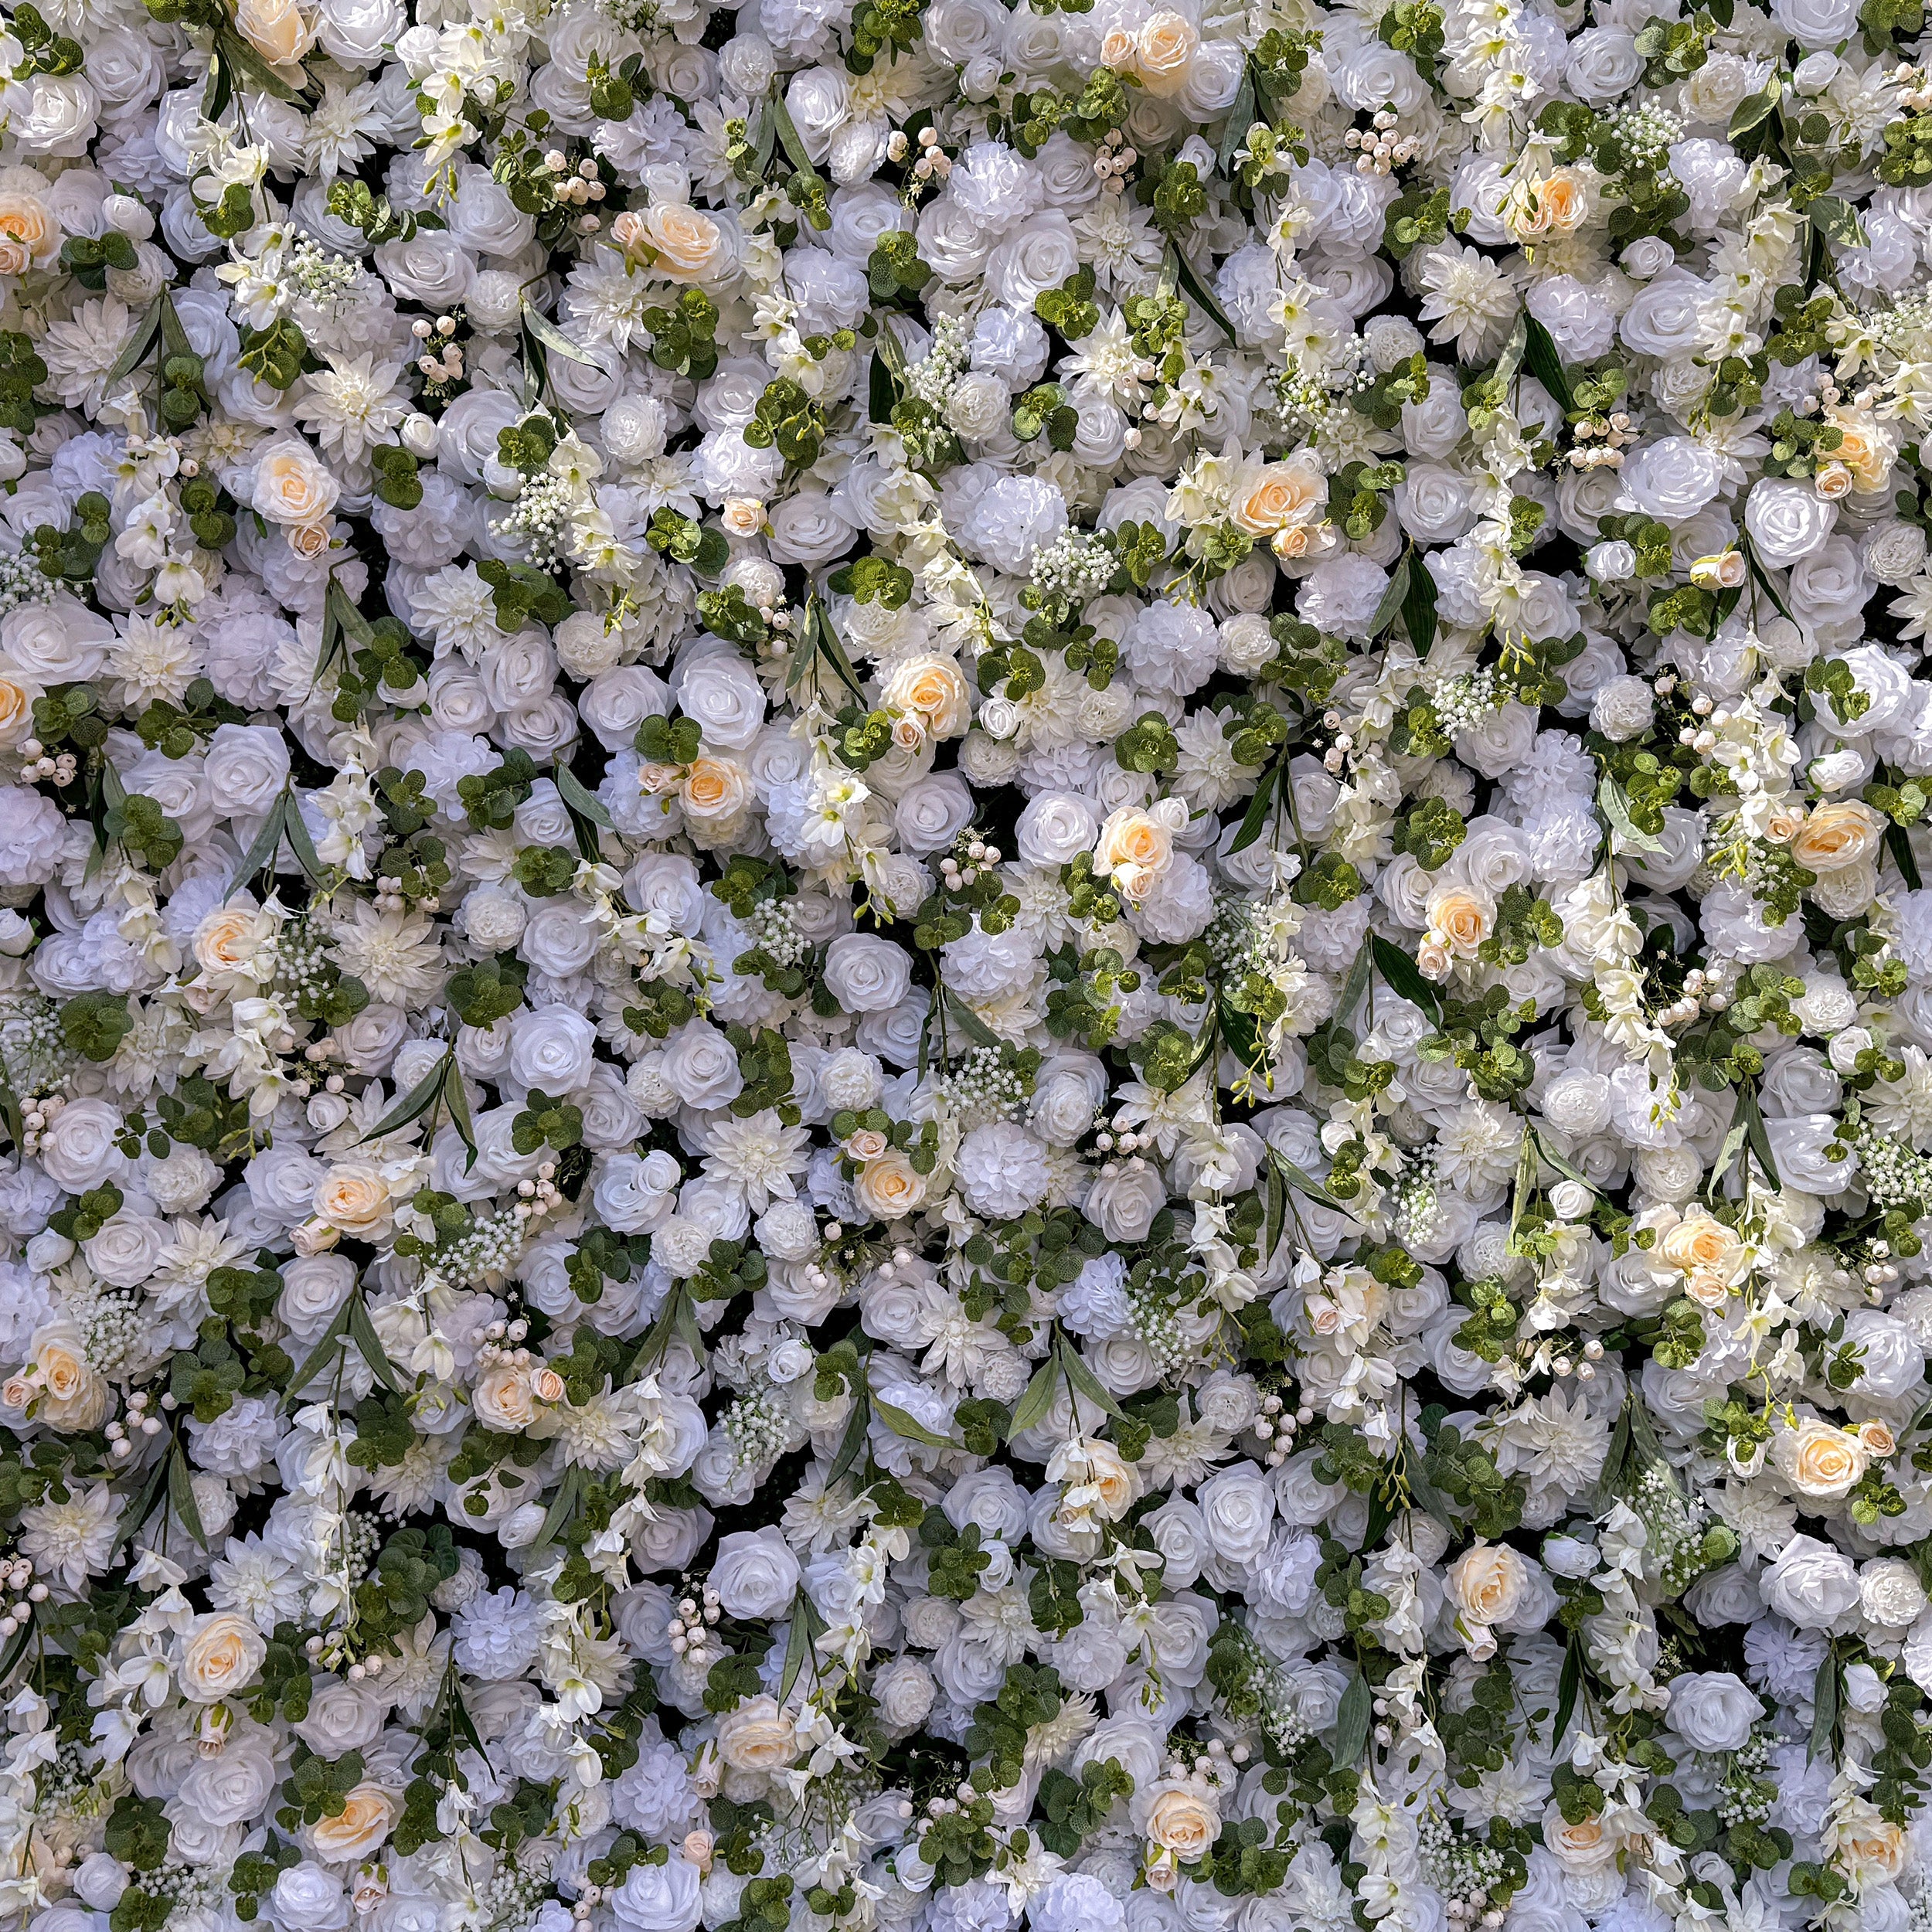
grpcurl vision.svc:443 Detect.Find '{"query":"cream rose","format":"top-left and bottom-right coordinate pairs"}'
top-left (472, 1363), bottom-right (538, 1432)
top-left (1142, 1784), bottom-right (1218, 1858)
top-left (1789, 801), bottom-right (1883, 875)
top-left (308, 1784), bottom-right (402, 1862)
top-left (1134, 11), bottom-right (1199, 94)
top-left (179, 1612), bottom-right (268, 1703)
top-left (313, 1164), bottom-right (391, 1235)
top-left (854, 1151), bottom-right (928, 1221)
top-left (233, 0), bottom-right (315, 64)
top-left (716, 1695), bottom-right (798, 1772)
top-left (1446, 1542), bottom-right (1527, 1628)
top-left (253, 437), bottom-right (340, 527)
top-left (26, 1322), bottom-right (108, 1431)
top-left (635, 203), bottom-right (731, 284)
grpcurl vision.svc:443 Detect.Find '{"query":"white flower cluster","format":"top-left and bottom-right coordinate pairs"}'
top-left (10, 0), bottom-right (1932, 1927)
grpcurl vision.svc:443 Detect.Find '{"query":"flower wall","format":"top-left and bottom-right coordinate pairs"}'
top-left (5, 0), bottom-right (1932, 1928)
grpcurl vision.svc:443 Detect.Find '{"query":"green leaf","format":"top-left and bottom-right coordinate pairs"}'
top-left (944, 989), bottom-right (1001, 1051)
top-left (1369, 550), bottom-right (1412, 641)
top-left (1740, 1079), bottom-right (1782, 1189)
top-left (362, 1050), bottom-right (454, 1143)
top-left (1553, 1637), bottom-right (1583, 1745)
top-left (168, 1444), bottom-right (208, 1549)
top-left (104, 301), bottom-right (163, 391)
top-left (1227, 758), bottom-right (1284, 855)
top-left (1521, 314), bottom-right (1575, 417)
top-left (115, 1447), bottom-right (172, 1547)
top-left (346, 1295), bottom-right (405, 1396)
top-left (1268, 1148), bottom-right (1352, 1217)
top-left (1492, 310), bottom-right (1529, 391)
top-left (530, 1465), bottom-right (581, 1553)
top-left (1008, 1357), bottom-right (1060, 1440)
top-left (284, 1301), bottom-right (353, 1405)
top-left (869, 351), bottom-right (898, 425)
top-left (1810, 196), bottom-right (1868, 250)
top-left (769, 94), bottom-right (819, 182)
top-left (1728, 76), bottom-right (1781, 138)
top-left (554, 761), bottom-right (612, 828)
top-left (1166, 247), bottom-right (1238, 344)
top-left (1332, 1669), bottom-right (1372, 1767)
top-left (1809, 1648), bottom-right (1838, 1763)
top-left (1888, 821), bottom-right (1922, 892)
top-left (443, 1060), bottom-right (478, 1173)
top-left (282, 791), bottom-right (328, 886)
top-left (778, 1592), bottom-right (825, 1704)
top-left (825, 1387), bottom-right (872, 1488)
top-left (1597, 1401), bottom-right (1632, 1509)
top-left (1058, 1340), bottom-right (1126, 1420)
top-left (225, 793), bottom-right (287, 900)
top-left (1371, 934), bottom-right (1441, 1022)
top-left (1597, 775), bottom-right (1665, 855)
top-left (1333, 940), bottom-right (1373, 1029)
top-left (1217, 69), bottom-right (1257, 175)
top-left (872, 1394), bottom-right (956, 1450)
top-left (1402, 549), bottom-right (1437, 656)
top-left (522, 301), bottom-right (598, 367)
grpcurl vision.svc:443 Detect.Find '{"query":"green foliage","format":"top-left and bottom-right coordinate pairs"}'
top-left (61, 991), bottom-right (133, 1063)
top-left (866, 230), bottom-right (933, 302)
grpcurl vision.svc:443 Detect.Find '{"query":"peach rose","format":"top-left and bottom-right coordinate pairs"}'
top-left (636, 203), bottom-right (731, 284)
top-left (882, 656), bottom-right (971, 739)
top-left (313, 1164), bottom-right (391, 1236)
top-left (1858, 1420), bottom-right (1897, 1458)
top-left (309, 1784), bottom-right (402, 1862)
top-left (1536, 170), bottom-right (1591, 234)
top-left (1094, 808), bottom-right (1174, 897)
top-left (253, 437), bottom-right (339, 527)
top-left (27, 1323), bottom-right (108, 1432)
top-left (0, 185), bottom-right (56, 277)
top-left (287, 522), bottom-right (332, 560)
top-left (0, 670), bottom-right (36, 748)
top-left (1142, 1785), bottom-right (1218, 1858)
top-left (1790, 802), bottom-right (1883, 875)
top-left (716, 1696), bottom-right (798, 1772)
top-left (1814, 462), bottom-right (1854, 500)
top-left (1229, 456), bottom-right (1325, 538)
top-left (1774, 1416), bottom-right (1868, 1500)
top-left (1659, 1213), bottom-right (1743, 1281)
top-left (1426, 886), bottom-right (1492, 957)
top-left (854, 1151), bottom-right (928, 1221)
top-left (681, 756), bottom-right (748, 822)
top-left (1825, 413), bottom-right (1896, 492)
top-left (532, 1366), bottom-right (566, 1404)
top-left (179, 1612), bottom-right (267, 1703)
top-left (1134, 11), bottom-right (1199, 94)
top-left (1543, 1807), bottom-right (1618, 1875)
top-left (472, 1364), bottom-right (538, 1432)
top-left (194, 904), bottom-right (274, 981)
top-left (721, 498), bottom-right (764, 537)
